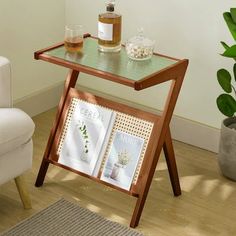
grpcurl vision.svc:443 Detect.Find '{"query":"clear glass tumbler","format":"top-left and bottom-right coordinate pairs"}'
top-left (64, 25), bottom-right (84, 53)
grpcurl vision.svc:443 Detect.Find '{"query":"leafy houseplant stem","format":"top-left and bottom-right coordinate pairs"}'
top-left (217, 8), bottom-right (236, 181)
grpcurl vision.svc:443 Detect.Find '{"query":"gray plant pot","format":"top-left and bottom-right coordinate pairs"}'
top-left (218, 117), bottom-right (236, 181)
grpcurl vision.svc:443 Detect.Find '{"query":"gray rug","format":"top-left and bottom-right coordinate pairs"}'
top-left (1, 199), bottom-right (144, 236)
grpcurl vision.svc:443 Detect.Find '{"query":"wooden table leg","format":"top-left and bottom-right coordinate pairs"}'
top-left (35, 70), bottom-right (79, 187)
top-left (130, 127), bottom-right (181, 228)
top-left (163, 127), bottom-right (181, 196)
top-left (130, 61), bottom-right (188, 228)
top-left (130, 193), bottom-right (147, 228)
top-left (130, 123), bottom-right (165, 228)
top-left (35, 159), bottom-right (50, 187)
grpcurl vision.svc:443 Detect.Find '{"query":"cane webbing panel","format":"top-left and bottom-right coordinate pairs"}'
top-left (57, 98), bottom-right (154, 184)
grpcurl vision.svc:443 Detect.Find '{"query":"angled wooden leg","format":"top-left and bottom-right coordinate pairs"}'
top-left (35, 159), bottom-right (50, 187)
top-left (163, 127), bottom-right (181, 196)
top-left (130, 60), bottom-right (188, 228)
top-left (130, 193), bottom-right (149, 228)
top-left (130, 129), bottom-right (164, 228)
top-left (35, 70), bottom-right (79, 187)
top-left (130, 127), bottom-right (181, 228)
top-left (15, 175), bottom-right (32, 209)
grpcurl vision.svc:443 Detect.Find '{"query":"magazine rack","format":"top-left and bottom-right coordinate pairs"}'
top-left (34, 35), bottom-right (188, 228)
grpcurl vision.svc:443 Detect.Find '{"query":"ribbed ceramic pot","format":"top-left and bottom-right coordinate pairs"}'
top-left (218, 117), bottom-right (236, 181)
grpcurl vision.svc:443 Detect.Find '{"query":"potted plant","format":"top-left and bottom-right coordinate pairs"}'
top-left (217, 8), bottom-right (236, 180)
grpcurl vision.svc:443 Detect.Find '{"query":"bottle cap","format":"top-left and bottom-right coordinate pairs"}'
top-left (106, 4), bottom-right (114, 12)
top-left (106, 0), bottom-right (115, 12)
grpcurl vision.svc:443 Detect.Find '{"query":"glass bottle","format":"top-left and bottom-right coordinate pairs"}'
top-left (98, 0), bottom-right (122, 52)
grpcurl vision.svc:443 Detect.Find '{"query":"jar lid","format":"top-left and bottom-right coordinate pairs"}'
top-left (126, 28), bottom-right (155, 61)
top-left (127, 28), bottom-right (154, 47)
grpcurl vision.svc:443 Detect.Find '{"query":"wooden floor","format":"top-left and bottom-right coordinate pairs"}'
top-left (1, 108), bottom-right (236, 236)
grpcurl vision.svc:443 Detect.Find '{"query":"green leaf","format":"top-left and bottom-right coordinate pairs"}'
top-left (230, 8), bottom-right (236, 24)
top-left (222, 45), bottom-right (236, 58)
top-left (217, 94), bottom-right (236, 117)
top-left (224, 12), bottom-right (236, 41)
top-left (217, 69), bottom-right (232, 93)
top-left (234, 63), bottom-right (236, 82)
top-left (220, 41), bottom-right (230, 50)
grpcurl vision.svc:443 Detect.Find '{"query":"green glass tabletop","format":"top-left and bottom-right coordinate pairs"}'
top-left (45, 38), bottom-right (177, 82)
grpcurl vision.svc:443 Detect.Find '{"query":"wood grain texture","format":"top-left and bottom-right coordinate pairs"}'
top-left (1, 108), bottom-right (236, 235)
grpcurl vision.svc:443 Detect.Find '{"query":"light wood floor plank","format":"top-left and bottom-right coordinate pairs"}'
top-left (0, 108), bottom-right (236, 235)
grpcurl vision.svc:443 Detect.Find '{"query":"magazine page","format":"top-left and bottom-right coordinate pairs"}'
top-left (58, 99), bottom-right (115, 176)
top-left (92, 112), bottom-right (116, 177)
top-left (101, 130), bottom-right (145, 191)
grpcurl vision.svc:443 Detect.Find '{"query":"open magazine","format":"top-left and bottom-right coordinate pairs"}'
top-left (58, 99), bottom-right (116, 176)
top-left (57, 98), bottom-right (147, 191)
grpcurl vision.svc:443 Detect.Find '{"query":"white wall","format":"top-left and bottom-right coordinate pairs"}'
top-left (0, 0), bottom-right (66, 102)
top-left (65, 0), bottom-right (236, 129)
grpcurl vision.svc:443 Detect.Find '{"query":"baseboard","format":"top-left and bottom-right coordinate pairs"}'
top-left (169, 116), bottom-right (220, 154)
top-left (14, 82), bottom-right (64, 117)
top-left (14, 82), bottom-right (220, 153)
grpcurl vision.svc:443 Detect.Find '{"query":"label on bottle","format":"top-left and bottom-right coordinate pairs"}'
top-left (98, 22), bottom-right (113, 41)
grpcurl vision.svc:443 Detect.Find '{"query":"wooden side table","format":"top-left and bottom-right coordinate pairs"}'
top-left (34, 35), bottom-right (188, 228)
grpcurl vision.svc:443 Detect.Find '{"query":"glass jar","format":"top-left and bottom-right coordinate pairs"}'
top-left (126, 28), bottom-right (155, 61)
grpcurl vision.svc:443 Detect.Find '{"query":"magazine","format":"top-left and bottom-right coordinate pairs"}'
top-left (58, 99), bottom-right (116, 176)
top-left (100, 130), bottom-right (144, 190)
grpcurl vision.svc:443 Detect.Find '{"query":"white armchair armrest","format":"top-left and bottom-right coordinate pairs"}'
top-left (0, 56), bottom-right (12, 108)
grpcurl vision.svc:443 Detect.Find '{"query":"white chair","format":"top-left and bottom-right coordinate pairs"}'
top-left (0, 56), bottom-right (35, 209)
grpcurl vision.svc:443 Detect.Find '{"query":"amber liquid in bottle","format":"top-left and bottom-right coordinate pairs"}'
top-left (98, 3), bottom-right (122, 52)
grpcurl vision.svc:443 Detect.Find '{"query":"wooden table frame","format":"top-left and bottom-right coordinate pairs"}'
top-left (34, 35), bottom-right (188, 228)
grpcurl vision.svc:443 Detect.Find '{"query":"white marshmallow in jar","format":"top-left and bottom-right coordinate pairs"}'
top-left (126, 28), bottom-right (155, 61)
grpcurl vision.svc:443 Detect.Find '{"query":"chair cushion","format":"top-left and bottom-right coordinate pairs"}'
top-left (0, 108), bottom-right (35, 156)
top-left (0, 57), bottom-right (11, 108)
top-left (0, 140), bottom-right (33, 185)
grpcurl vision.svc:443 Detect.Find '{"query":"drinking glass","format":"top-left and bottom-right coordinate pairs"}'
top-left (64, 25), bottom-right (84, 53)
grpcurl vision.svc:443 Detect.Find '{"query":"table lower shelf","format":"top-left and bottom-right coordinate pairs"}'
top-left (47, 88), bottom-right (161, 197)
top-left (48, 158), bottom-right (140, 197)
